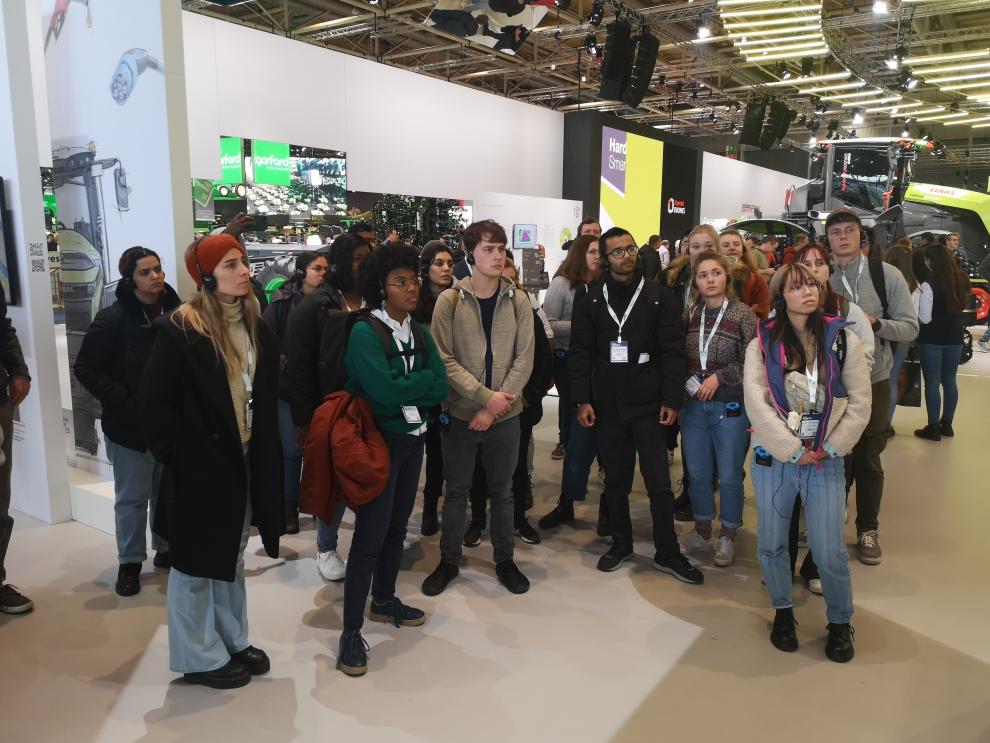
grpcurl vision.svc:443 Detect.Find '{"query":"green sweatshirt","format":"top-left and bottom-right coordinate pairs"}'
top-left (344, 318), bottom-right (448, 434)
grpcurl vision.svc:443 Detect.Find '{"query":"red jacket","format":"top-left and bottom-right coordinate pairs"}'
top-left (300, 392), bottom-right (389, 521)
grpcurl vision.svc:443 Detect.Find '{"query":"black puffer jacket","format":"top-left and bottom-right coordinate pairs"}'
top-left (569, 271), bottom-right (687, 419)
top-left (0, 287), bottom-right (29, 403)
top-left (74, 281), bottom-right (182, 450)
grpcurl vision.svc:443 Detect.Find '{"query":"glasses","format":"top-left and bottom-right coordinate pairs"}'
top-left (309, 264), bottom-right (328, 274)
top-left (607, 246), bottom-right (638, 258)
top-left (784, 282), bottom-right (822, 295)
top-left (386, 277), bottom-right (421, 291)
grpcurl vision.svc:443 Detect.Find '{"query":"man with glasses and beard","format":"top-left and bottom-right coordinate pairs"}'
top-left (569, 227), bottom-right (702, 583)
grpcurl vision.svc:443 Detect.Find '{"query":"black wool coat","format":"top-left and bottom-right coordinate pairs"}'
top-left (74, 282), bottom-right (182, 451)
top-left (569, 272), bottom-right (687, 420)
top-left (139, 312), bottom-right (283, 582)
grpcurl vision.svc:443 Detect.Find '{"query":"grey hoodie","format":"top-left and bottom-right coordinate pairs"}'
top-left (430, 275), bottom-right (535, 423)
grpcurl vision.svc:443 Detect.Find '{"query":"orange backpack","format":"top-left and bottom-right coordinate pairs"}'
top-left (300, 391), bottom-right (390, 521)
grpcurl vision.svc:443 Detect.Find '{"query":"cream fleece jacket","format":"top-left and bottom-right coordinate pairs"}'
top-left (743, 329), bottom-right (872, 463)
top-left (430, 275), bottom-right (535, 423)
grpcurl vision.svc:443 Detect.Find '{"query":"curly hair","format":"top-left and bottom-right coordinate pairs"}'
top-left (359, 242), bottom-right (421, 308)
top-left (327, 233), bottom-right (369, 293)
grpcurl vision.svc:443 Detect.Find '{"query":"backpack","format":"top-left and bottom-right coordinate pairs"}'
top-left (865, 251), bottom-right (896, 353)
top-left (316, 306), bottom-right (427, 396)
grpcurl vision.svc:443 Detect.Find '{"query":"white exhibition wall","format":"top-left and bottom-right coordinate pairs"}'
top-left (699, 151), bottom-right (809, 226)
top-left (182, 12), bottom-right (565, 201)
top-left (473, 191), bottom-right (583, 286)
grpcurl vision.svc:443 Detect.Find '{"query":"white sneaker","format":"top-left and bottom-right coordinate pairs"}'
top-left (808, 578), bottom-right (824, 595)
top-left (317, 550), bottom-right (346, 581)
top-left (679, 529), bottom-right (710, 555)
top-left (713, 536), bottom-right (735, 567)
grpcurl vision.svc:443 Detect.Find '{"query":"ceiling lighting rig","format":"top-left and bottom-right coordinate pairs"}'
top-left (717, 0), bottom-right (828, 66)
top-left (898, 48), bottom-right (990, 128)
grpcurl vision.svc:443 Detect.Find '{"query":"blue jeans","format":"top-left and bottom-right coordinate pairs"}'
top-left (317, 503), bottom-right (347, 553)
top-left (167, 502), bottom-right (251, 673)
top-left (981, 326), bottom-right (990, 343)
top-left (887, 343), bottom-right (910, 425)
top-left (553, 350), bottom-right (571, 447)
top-left (753, 455), bottom-right (853, 624)
top-left (107, 440), bottom-right (167, 564)
top-left (277, 399), bottom-right (302, 503)
top-left (918, 343), bottom-right (961, 426)
top-left (680, 399), bottom-right (749, 529)
top-left (343, 430), bottom-right (424, 631)
top-left (561, 410), bottom-right (597, 503)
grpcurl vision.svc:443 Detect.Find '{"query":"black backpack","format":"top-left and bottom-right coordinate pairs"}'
top-left (316, 307), bottom-right (427, 396)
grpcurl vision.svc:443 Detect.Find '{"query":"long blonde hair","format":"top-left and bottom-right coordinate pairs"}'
top-left (174, 243), bottom-right (260, 377)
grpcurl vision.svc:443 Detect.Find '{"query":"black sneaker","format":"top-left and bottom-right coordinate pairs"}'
top-left (825, 622), bottom-right (855, 663)
top-left (596, 497), bottom-right (611, 538)
top-left (939, 420), bottom-right (954, 437)
top-left (284, 501), bottom-right (300, 535)
top-left (914, 424), bottom-right (942, 441)
top-left (463, 522), bottom-right (483, 548)
top-left (495, 560), bottom-right (530, 594)
top-left (422, 561), bottom-right (459, 596)
top-left (597, 543), bottom-right (633, 572)
top-left (337, 629), bottom-right (370, 677)
top-left (230, 645), bottom-right (270, 675)
top-left (770, 608), bottom-right (799, 652)
top-left (652, 554), bottom-right (704, 584)
top-left (184, 659), bottom-right (251, 689)
top-left (515, 519), bottom-right (541, 544)
top-left (551, 442), bottom-right (566, 460)
top-left (0, 584), bottom-right (34, 614)
top-left (115, 562), bottom-right (142, 597)
top-left (369, 597), bottom-right (426, 627)
top-left (538, 499), bottom-right (574, 529)
top-left (673, 490), bottom-right (694, 522)
top-left (421, 508), bottom-right (439, 536)
top-left (153, 551), bottom-right (171, 569)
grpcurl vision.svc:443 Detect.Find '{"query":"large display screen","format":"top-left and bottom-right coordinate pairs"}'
top-left (599, 126), bottom-right (664, 246)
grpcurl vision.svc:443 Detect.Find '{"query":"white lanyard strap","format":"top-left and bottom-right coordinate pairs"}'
top-left (698, 299), bottom-right (728, 372)
top-left (602, 278), bottom-right (645, 342)
top-left (839, 258), bottom-right (865, 304)
top-left (240, 337), bottom-right (254, 397)
top-left (393, 328), bottom-right (415, 375)
top-left (806, 355), bottom-right (818, 407)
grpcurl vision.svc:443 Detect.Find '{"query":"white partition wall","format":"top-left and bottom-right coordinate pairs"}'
top-left (0, 0), bottom-right (70, 523)
top-left (182, 12), bottom-right (565, 200)
top-left (699, 151), bottom-right (809, 225)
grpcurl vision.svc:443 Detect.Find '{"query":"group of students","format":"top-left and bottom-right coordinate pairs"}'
top-left (63, 202), bottom-right (969, 688)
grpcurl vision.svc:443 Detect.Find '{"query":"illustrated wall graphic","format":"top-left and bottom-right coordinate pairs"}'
top-left (599, 126), bottom-right (664, 245)
top-left (426, 0), bottom-right (549, 55)
top-left (45, 0), bottom-right (92, 52)
top-left (110, 49), bottom-right (164, 105)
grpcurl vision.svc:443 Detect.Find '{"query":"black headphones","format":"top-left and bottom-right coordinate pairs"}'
top-left (293, 256), bottom-right (308, 282)
top-left (194, 241), bottom-right (217, 291)
top-left (466, 249), bottom-right (475, 266)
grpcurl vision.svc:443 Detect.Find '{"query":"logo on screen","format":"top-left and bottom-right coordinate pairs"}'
top-left (667, 197), bottom-right (687, 215)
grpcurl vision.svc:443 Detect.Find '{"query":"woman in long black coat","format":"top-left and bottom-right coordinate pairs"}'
top-left (140, 233), bottom-right (283, 690)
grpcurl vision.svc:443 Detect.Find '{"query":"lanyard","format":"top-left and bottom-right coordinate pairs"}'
top-left (602, 278), bottom-right (645, 342)
top-left (839, 258), bottom-right (865, 304)
top-left (240, 337), bottom-right (254, 397)
top-left (392, 327), bottom-right (415, 375)
top-left (806, 355), bottom-right (818, 407)
top-left (698, 298), bottom-right (728, 372)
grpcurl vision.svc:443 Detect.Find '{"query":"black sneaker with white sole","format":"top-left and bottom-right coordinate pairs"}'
top-left (337, 629), bottom-right (370, 677)
top-left (515, 519), bottom-right (541, 544)
top-left (651, 554), bottom-right (704, 584)
top-left (0, 584), bottom-right (33, 614)
top-left (597, 543), bottom-right (633, 572)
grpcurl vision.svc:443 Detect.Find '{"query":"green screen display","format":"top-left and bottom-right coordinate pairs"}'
top-left (217, 136), bottom-right (243, 184)
top-left (252, 139), bottom-right (291, 186)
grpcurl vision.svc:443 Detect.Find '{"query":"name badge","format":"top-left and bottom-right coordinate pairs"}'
top-left (610, 341), bottom-right (629, 364)
top-left (245, 398), bottom-right (254, 433)
top-left (684, 373), bottom-right (703, 397)
top-left (799, 413), bottom-right (821, 439)
top-left (401, 405), bottom-right (423, 425)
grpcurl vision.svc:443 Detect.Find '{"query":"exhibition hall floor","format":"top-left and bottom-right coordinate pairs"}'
top-left (3, 354), bottom-right (990, 742)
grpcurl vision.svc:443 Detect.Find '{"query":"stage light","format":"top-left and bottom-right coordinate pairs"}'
top-left (901, 128), bottom-right (910, 137)
top-left (852, 111), bottom-right (864, 124)
top-left (584, 34), bottom-right (598, 55)
top-left (588, 0), bottom-right (604, 27)
top-left (808, 135), bottom-right (817, 144)
top-left (873, 0), bottom-right (887, 14)
top-left (697, 22), bottom-right (712, 40)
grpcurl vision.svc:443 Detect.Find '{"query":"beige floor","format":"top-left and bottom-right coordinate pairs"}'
top-left (3, 351), bottom-right (990, 742)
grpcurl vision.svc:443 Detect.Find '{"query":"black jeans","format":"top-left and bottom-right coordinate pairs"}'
top-left (595, 412), bottom-right (678, 560)
top-left (423, 417), bottom-right (444, 514)
top-left (470, 421), bottom-right (533, 528)
top-left (553, 351), bottom-right (571, 447)
top-left (343, 429), bottom-right (424, 631)
top-left (846, 379), bottom-right (891, 533)
top-left (0, 398), bottom-right (14, 583)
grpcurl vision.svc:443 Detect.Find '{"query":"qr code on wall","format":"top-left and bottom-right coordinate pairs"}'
top-left (31, 259), bottom-right (45, 273)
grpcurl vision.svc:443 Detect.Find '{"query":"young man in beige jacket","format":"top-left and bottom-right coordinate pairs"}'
top-left (422, 220), bottom-right (535, 597)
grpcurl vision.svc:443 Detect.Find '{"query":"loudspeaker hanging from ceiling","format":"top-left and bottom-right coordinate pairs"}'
top-left (739, 98), bottom-right (768, 147)
top-left (621, 28), bottom-right (660, 109)
top-left (599, 20), bottom-right (635, 100)
top-left (759, 99), bottom-right (797, 150)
